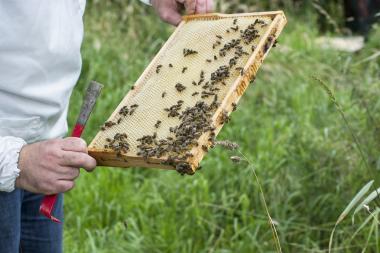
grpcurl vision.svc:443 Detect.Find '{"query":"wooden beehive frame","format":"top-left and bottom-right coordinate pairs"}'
top-left (88, 11), bottom-right (287, 173)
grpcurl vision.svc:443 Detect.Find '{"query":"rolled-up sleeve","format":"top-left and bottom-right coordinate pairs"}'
top-left (0, 136), bottom-right (26, 192)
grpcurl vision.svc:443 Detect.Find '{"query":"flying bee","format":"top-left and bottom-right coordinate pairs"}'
top-left (216, 35), bottom-right (222, 39)
top-left (182, 67), bottom-right (188, 73)
top-left (169, 63), bottom-right (173, 68)
top-left (230, 156), bottom-right (243, 163)
top-left (206, 59), bottom-right (212, 63)
top-left (162, 91), bottom-right (167, 98)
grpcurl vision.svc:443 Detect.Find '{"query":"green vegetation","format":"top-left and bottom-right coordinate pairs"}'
top-left (65, 1), bottom-right (380, 252)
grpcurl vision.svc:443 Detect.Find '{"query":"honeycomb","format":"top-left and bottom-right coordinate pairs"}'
top-left (88, 12), bottom-right (287, 174)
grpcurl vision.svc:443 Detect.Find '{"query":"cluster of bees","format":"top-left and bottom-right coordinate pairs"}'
top-left (100, 18), bottom-right (268, 174)
top-left (104, 133), bottom-right (129, 158)
top-left (137, 101), bottom-right (216, 175)
top-left (100, 104), bottom-right (138, 155)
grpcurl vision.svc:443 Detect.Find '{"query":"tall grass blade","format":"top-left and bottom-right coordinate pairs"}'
top-left (237, 150), bottom-right (283, 253)
top-left (329, 180), bottom-right (374, 253)
top-left (311, 0), bottom-right (342, 34)
top-left (312, 76), bottom-right (380, 207)
top-left (351, 208), bottom-right (380, 240)
top-left (361, 219), bottom-right (376, 253)
top-left (353, 187), bottom-right (380, 222)
top-left (338, 180), bottom-right (374, 224)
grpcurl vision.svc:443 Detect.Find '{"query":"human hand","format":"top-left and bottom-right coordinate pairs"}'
top-left (151, 0), bottom-right (214, 26)
top-left (15, 137), bottom-right (96, 195)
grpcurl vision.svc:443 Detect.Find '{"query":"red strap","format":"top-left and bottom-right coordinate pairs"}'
top-left (39, 123), bottom-right (85, 223)
top-left (39, 195), bottom-right (61, 223)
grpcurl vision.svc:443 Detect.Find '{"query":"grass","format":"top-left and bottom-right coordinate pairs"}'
top-left (64, 1), bottom-right (380, 252)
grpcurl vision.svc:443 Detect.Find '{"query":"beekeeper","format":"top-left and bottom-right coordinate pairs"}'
top-left (0, 0), bottom-right (214, 252)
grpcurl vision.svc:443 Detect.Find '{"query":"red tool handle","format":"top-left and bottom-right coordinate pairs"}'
top-left (39, 124), bottom-right (85, 223)
top-left (39, 81), bottom-right (103, 223)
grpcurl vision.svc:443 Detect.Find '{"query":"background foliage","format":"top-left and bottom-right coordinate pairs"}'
top-left (65, 0), bottom-right (380, 252)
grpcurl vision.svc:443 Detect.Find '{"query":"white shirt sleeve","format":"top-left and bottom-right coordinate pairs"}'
top-left (0, 136), bottom-right (26, 192)
top-left (139, 0), bottom-right (152, 6)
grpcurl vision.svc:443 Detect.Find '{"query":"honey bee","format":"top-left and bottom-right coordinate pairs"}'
top-left (175, 83), bottom-right (186, 92)
top-left (154, 120), bottom-right (162, 128)
top-left (230, 156), bottom-right (243, 163)
top-left (156, 65), bottom-right (163, 74)
top-left (232, 102), bottom-right (237, 111)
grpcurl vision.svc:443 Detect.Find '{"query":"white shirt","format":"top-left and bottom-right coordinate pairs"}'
top-left (0, 0), bottom-right (147, 192)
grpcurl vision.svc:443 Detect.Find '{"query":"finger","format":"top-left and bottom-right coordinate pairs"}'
top-left (195, 0), bottom-right (207, 14)
top-left (159, 8), bottom-right (182, 26)
top-left (56, 180), bottom-right (75, 193)
top-left (184, 0), bottom-right (196, 14)
top-left (61, 137), bottom-right (88, 153)
top-left (206, 0), bottom-right (214, 12)
top-left (60, 151), bottom-right (97, 171)
top-left (58, 167), bottom-right (80, 181)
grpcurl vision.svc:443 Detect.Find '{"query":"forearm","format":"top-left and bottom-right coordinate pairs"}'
top-left (0, 136), bottom-right (26, 192)
top-left (142, 0), bottom-right (214, 26)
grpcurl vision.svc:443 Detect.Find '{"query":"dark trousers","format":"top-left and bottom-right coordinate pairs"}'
top-left (0, 190), bottom-right (63, 253)
top-left (344, 0), bottom-right (380, 35)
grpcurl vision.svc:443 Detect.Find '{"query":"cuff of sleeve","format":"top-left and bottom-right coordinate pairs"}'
top-left (140, 0), bottom-right (152, 6)
top-left (0, 137), bottom-right (27, 192)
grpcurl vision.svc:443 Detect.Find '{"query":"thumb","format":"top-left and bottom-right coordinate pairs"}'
top-left (160, 9), bottom-right (182, 26)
